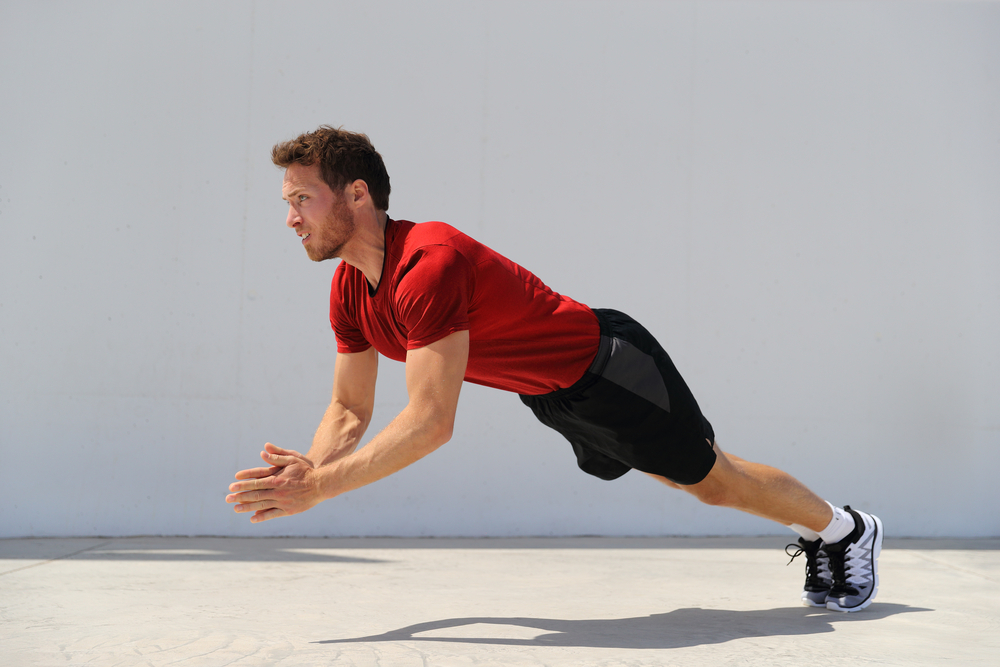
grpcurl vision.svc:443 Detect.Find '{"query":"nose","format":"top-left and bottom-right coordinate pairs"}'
top-left (285, 205), bottom-right (301, 229)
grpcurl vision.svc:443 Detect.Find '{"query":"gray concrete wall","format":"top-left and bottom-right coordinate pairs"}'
top-left (2, 1), bottom-right (997, 537)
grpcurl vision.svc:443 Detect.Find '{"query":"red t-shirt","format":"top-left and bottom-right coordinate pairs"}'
top-left (330, 219), bottom-right (600, 395)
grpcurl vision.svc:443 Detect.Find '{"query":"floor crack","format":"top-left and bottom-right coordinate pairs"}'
top-left (0, 540), bottom-right (112, 577)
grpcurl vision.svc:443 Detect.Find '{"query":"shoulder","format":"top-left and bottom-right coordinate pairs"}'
top-left (396, 220), bottom-right (465, 251)
top-left (391, 221), bottom-right (477, 272)
top-left (397, 243), bottom-right (474, 289)
top-left (330, 259), bottom-right (366, 311)
top-left (331, 258), bottom-right (356, 290)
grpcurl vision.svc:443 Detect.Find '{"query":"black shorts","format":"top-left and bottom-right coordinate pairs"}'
top-left (519, 309), bottom-right (717, 485)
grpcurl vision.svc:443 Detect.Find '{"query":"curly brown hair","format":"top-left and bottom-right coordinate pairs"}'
top-left (271, 126), bottom-right (391, 211)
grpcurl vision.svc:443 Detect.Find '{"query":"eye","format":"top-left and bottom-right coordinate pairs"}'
top-left (298, 195), bottom-right (308, 203)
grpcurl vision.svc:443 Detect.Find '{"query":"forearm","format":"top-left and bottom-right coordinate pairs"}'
top-left (228, 334), bottom-right (467, 524)
top-left (316, 401), bottom-right (452, 500)
top-left (306, 400), bottom-right (372, 466)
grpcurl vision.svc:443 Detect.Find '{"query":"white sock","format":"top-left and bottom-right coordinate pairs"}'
top-left (788, 523), bottom-right (821, 542)
top-left (817, 502), bottom-right (856, 545)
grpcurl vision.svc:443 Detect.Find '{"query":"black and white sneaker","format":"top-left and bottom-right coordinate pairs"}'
top-left (824, 506), bottom-right (884, 612)
top-left (786, 537), bottom-right (832, 607)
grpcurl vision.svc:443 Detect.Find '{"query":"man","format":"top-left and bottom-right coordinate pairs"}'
top-left (226, 126), bottom-right (883, 612)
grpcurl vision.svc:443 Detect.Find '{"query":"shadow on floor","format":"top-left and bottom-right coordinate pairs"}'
top-left (0, 538), bottom-right (392, 567)
top-left (315, 603), bottom-right (931, 650)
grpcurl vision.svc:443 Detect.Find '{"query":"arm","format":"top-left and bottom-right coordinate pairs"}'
top-left (227, 330), bottom-right (469, 522)
top-left (224, 347), bottom-right (377, 522)
top-left (317, 329), bottom-right (469, 498)
top-left (308, 346), bottom-right (379, 466)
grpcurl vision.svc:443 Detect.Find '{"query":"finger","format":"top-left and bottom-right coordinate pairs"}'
top-left (225, 487), bottom-right (268, 504)
top-left (250, 508), bottom-right (287, 523)
top-left (226, 489), bottom-right (265, 505)
top-left (231, 496), bottom-right (279, 513)
top-left (234, 466), bottom-right (280, 480)
top-left (259, 450), bottom-right (302, 468)
top-left (228, 476), bottom-right (276, 494)
top-left (264, 442), bottom-right (304, 459)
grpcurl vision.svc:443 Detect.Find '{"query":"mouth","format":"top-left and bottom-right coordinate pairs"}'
top-left (299, 232), bottom-right (311, 244)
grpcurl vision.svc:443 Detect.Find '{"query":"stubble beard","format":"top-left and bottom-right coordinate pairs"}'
top-left (308, 196), bottom-right (357, 262)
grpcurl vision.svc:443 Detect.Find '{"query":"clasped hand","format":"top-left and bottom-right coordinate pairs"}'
top-left (226, 442), bottom-right (323, 523)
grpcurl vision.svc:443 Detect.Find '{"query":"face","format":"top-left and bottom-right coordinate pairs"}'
top-left (282, 162), bottom-right (356, 262)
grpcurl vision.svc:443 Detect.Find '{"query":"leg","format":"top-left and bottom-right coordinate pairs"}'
top-left (648, 442), bottom-right (883, 612)
top-left (645, 441), bottom-right (831, 531)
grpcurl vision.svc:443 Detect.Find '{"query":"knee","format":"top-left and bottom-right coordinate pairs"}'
top-left (681, 446), bottom-right (745, 508)
top-left (646, 471), bottom-right (731, 504)
top-left (643, 472), bottom-right (684, 490)
top-left (686, 480), bottom-right (734, 507)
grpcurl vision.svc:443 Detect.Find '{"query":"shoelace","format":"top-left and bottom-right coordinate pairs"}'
top-left (825, 547), bottom-right (858, 595)
top-left (785, 542), bottom-right (829, 588)
top-left (785, 543), bottom-right (807, 565)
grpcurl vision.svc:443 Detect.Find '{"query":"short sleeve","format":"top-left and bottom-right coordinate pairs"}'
top-left (330, 264), bottom-right (373, 354)
top-left (394, 245), bottom-right (474, 349)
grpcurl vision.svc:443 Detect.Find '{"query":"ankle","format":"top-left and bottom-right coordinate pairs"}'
top-left (789, 523), bottom-right (821, 542)
top-left (817, 503), bottom-right (856, 545)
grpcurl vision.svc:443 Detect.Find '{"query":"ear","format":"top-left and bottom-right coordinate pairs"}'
top-left (347, 179), bottom-right (370, 207)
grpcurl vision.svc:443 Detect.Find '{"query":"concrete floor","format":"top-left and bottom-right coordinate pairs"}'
top-left (1, 536), bottom-right (998, 666)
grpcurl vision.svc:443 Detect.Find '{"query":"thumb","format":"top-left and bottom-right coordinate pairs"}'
top-left (264, 442), bottom-right (303, 458)
top-left (260, 442), bottom-right (306, 467)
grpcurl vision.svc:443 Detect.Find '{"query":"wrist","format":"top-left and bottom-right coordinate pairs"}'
top-left (314, 458), bottom-right (344, 501)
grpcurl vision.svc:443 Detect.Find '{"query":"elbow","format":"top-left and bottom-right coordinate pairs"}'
top-left (407, 398), bottom-right (459, 452)
top-left (431, 417), bottom-right (455, 448)
top-left (422, 409), bottom-right (456, 449)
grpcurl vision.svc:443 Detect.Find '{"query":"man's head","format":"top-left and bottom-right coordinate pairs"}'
top-left (271, 126), bottom-right (390, 211)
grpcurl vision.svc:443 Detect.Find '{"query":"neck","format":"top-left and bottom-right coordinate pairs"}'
top-left (340, 209), bottom-right (388, 290)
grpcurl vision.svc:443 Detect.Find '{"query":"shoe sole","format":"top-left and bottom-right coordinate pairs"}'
top-left (826, 514), bottom-right (883, 612)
